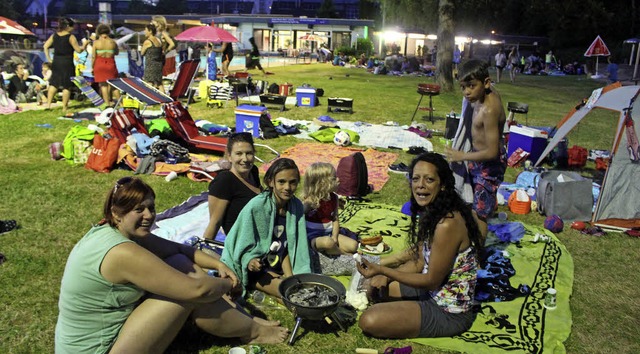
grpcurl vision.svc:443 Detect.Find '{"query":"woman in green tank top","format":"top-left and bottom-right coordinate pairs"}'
top-left (55, 177), bottom-right (289, 353)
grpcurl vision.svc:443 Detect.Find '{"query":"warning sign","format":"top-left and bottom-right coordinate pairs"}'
top-left (584, 35), bottom-right (611, 57)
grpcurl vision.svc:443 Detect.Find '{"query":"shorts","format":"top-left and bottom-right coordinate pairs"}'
top-left (467, 149), bottom-right (507, 220)
top-left (496, 65), bottom-right (505, 70)
top-left (399, 283), bottom-right (476, 337)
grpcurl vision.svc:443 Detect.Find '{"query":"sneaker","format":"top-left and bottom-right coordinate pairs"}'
top-left (389, 163), bottom-right (409, 174)
top-left (0, 220), bottom-right (18, 235)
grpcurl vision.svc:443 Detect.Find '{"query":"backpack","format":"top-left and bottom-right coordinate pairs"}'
top-left (567, 145), bottom-right (588, 168)
top-left (336, 152), bottom-right (371, 197)
top-left (268, 83), bottom-right (279, 94)
top-left (259, 112), bottom-right (278, 139)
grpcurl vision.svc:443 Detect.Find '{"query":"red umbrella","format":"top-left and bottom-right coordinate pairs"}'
top-left (175, 26), bottom-right (238, 43)
top-left (0, 16), bottom-right (35, 36)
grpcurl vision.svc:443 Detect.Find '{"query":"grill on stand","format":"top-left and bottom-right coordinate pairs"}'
top-left (279, 273), bottom-right (347, 345)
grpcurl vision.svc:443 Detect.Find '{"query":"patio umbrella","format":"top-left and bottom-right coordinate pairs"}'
top-left (584, 35), bottom-right (610, 79)
top-left (299, 34), bottom-right (325, 42)
top-left (0, 16), bottom-right (35, 36)
top-left (174, 25), bottom-right (238, 43)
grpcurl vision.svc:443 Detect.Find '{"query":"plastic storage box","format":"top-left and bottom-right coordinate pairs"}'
top-left (507, 125), bottom-right (548, 163)
top-left (235, 104), bottom-right (267, 137)
top-left (296, 87), bottom-right (317, 107)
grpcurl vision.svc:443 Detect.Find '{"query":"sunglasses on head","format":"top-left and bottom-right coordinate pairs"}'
top-left (112, 176), bottom-right (133, 196)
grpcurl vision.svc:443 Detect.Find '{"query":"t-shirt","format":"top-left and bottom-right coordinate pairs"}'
top-left (55, 224), bottom-right (143, 354)
top-left (208, 166), bottom-right (261, 234)
top-left (305, 192), bottom-right (338, 239)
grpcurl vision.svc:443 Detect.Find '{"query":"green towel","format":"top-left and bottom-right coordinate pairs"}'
top-left (338, 201), bottom-right (574, 354)
top-left (221, 191), bottom-right (312, 295)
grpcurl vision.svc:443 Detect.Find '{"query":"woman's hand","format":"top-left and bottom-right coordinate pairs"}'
top-left (217, 262), bottom-right (239, 288)
top-left (356, 258), bottom-right (383, 278)
top-left (247, 258), bottom-right (263, 272)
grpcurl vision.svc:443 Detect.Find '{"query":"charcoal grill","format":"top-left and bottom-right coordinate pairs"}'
top-left (279, 273), bottom-right (347, 345)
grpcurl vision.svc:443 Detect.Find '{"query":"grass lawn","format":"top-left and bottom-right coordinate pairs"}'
top-left (0, 64), bottom-right (638, 354)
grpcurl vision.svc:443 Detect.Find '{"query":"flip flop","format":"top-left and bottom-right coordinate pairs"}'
top-left (384, 346), bottom-right (413, 354)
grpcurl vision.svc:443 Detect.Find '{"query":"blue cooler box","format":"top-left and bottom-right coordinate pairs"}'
top-left (508, 125), bottom-right (549, 163)
top-left (235, 104), bottom-right (267, 137)
top-left (296, 88), bottom-right (316, 107)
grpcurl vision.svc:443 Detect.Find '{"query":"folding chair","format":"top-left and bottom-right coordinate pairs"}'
top-left (164, 100), bottom-right (279, 162)
top-left (168, 59), bottom-right (200, 109)
top-left (108, 108), bottom-right (150, 143)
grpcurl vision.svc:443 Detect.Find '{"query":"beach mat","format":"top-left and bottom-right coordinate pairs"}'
top-left (337, 201), bottom-right (574, 354)
top-left (259, 142), bottom-right (399, 192)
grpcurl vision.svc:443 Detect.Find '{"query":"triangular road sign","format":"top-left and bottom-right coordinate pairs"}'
top-left (584, 35), bottom-right (611, 57)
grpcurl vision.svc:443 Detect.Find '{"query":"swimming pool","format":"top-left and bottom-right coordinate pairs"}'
top-left (81, 53), bottom-right (294, 77)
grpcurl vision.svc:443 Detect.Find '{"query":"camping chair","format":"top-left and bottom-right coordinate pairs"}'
top-left (108, 108), bottom-right (150, 143)
top-left (164, 100), bottom-right (279, 163)
top-left (168, 59), bottom-right (200, 109)
top-left (108, 76), bottom-right (175, 113)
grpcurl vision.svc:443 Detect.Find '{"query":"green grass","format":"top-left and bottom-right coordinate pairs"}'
top-left (1, 64), bottom-right (639, 354)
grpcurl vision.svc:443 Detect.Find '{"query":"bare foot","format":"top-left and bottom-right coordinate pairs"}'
top-left (241, 324), bottom-right (289, 344)
top-left (252, 316), bottom-right (280, 327)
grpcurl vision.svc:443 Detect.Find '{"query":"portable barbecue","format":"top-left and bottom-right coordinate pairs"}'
top-left (279, 273), bottom-right (347, 345)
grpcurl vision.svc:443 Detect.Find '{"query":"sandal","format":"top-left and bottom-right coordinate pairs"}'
top-left (0, 220), bottom-right (18, 235)
top-left (384, 346), bottom-right (413, 354)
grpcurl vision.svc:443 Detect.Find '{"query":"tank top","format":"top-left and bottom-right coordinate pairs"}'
top-left (423, 243), bottom-right (478, 313)
top-left (55, 225), bottom-right (144, 353)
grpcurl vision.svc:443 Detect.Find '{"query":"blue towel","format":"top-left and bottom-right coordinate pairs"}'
top-left (221, 191), bottom-right (312, 294)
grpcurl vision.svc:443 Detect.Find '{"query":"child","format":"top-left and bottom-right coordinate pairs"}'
top-left (220, 158), bottom-right (311, 299)
top-left (445, 59), bottom-right (506, 238)
top-left (205, 43), bottom-right (218, 81)
top-left (302, 162), bottom-right (358, 256)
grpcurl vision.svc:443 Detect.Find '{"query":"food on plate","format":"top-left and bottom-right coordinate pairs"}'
top-left (359, 235), bottom-right (382, 246)
top-left (360, 242), bottom-right (390, 254)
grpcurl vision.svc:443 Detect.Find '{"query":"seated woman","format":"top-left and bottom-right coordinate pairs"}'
top-left (7, 63), bottom-right (44, 104)
top-left (55, 177), bottom-right (288, 353)
top-left (355, 152), bottom-right (483, 339)
top-left (221, 158), bottom-right (311, 299)
top-left (203, 132), bottom-right (261, 242)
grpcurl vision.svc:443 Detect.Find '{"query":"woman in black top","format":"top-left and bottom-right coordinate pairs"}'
top-left (214, 42), bottom-right (234, 77)
top-left (43, 17), bottom-right (88, 113)
top-left (203, 132), bottom-right (262, 240)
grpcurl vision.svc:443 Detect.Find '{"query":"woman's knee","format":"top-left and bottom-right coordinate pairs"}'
top-left (358, 310), bottom-right (382, 335)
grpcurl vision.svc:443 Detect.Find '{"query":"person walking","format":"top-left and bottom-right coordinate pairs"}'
top-left (246, 37), bottom-right (267, 75)
top-left (43, 17), bottom-right (88, 113)
top-left (494, 48), bottom-right (507, 83)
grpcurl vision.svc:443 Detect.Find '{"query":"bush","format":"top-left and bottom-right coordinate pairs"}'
top-left (335, 45), bottom-right (355, 57)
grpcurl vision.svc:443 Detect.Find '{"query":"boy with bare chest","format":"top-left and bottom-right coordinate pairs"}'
top-left (445, 59), bottom-right (506, 237)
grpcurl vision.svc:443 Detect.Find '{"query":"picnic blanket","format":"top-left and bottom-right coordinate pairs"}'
top-left (259, 142), bottom-right (399, 192)
top-left (275, 118), bottom-right (434, 151)
top-left (337, 201), bottom-right (574, 354)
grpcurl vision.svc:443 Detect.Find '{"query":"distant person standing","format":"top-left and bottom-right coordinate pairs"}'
top-left (92, 24), bottom-right (120, 106)
top-left (246, 37), bottom-right (266, 75)
top-left (507, 47), bottom-right (519, 83)
top-left (545, 50), bottom-right (555, 71)
top-left (205, 43), bottom-right (218, 81)
top-left (494, 48), bottom-right (507, 83)
top-left (607, 56), bottom-right (619, 83)
top-left (214, 42), bottom-right (233, 78)
top-left (141, 24), bottom-right (164, 93)
top-left (151, 15), bottom-right (176, 76)
top-left (43, 17), bottom-right (88, 113)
